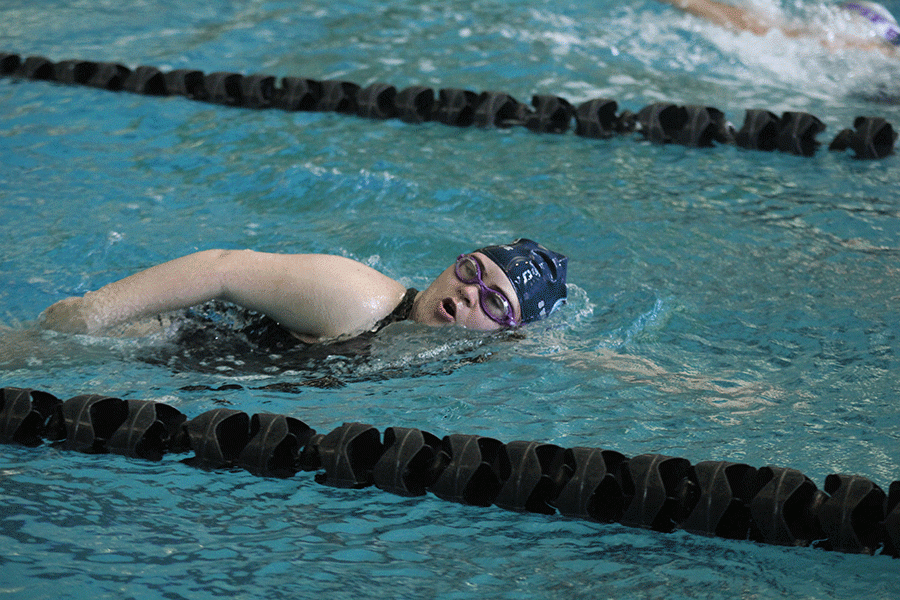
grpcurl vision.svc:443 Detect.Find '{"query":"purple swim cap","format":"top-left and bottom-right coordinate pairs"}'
top-left (476, 238), bottom-right (568, 324)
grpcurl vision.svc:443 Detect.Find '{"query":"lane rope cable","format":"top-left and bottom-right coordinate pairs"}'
top-left (2, 386), bottom-right (898, 558)
top-left (1, 52), bottom-right (897, 159)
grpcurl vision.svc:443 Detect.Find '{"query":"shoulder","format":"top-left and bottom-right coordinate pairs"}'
top-left (218, 250), bottom-right (408, 341)
top-left (281, 254), bottom-right (409, 338)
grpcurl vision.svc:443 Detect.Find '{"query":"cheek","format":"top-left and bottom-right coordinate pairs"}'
top-left (427, 268), bottom-right (456, 295)
top-left (461, 310), bottom-right (502, 332)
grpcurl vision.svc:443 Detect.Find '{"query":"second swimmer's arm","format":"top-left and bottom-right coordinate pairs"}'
top-left (657, 0), bottom-right (776, 35)
top-left (658, 0), bottom-right (897, 53)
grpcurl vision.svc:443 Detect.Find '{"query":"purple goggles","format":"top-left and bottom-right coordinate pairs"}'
top-left (455, 254), bottom-right (518, 327)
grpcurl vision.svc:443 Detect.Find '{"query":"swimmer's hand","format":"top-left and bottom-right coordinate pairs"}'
top-left (40, 296), bottom-right (95, 334)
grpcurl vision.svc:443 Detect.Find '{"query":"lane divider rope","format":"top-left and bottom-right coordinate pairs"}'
top-left (2, 387), bottom-right (898, 558)
top-left (1, 52), bottom-right (896, 159)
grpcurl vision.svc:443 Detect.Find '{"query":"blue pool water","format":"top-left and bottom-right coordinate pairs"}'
top-left (1, 0), bottom-right (899, 598)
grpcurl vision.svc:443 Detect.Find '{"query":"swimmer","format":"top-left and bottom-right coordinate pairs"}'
top-left (656, 0), bottom-right (900, 53)
top-left (40, 239), bottom-right (568, 343)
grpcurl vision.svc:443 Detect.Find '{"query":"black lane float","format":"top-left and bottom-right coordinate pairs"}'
top-left (2, 387), bottom-right (898, 558)
top-left (1, 52), bottom-right (896, 159)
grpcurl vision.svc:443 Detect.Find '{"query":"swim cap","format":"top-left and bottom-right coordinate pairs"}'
top-left (476, 238), bottom-right (568, 324)
top-left (841, 1), bottom-right (900, 45)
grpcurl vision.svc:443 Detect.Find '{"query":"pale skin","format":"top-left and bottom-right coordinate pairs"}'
top-left (659, 0), bottom-right (779, 35)
top-left (40, 249), bottom-right (522, 342)
top-left (658, 0), bottom-right (898, 54)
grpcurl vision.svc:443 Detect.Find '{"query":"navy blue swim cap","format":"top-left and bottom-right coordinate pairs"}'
top-left (476, 238), bottom-right (568, 324)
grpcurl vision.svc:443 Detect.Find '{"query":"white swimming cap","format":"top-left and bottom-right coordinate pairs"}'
top-left (841, 2), bottom-right (900, 45)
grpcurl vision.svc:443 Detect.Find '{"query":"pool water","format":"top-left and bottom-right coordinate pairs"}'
top-left (1, 0), bottom-right (899, 598)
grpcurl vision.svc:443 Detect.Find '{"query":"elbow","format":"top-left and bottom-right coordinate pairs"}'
top-left (199, 249), bottom-right (234, 298)
top-left (206, 248), bottom-right (241, 262)
top-left (208, 248), bottom-right (256, 301)
top-left (213, 248), bottom-right (258, 266)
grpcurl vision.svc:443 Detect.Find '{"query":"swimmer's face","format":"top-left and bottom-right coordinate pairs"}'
top-left (411, 252), bottom-right (521, 331)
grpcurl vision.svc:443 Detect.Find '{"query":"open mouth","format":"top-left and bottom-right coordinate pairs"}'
top-left (440, 298), bottom-right (456, 322)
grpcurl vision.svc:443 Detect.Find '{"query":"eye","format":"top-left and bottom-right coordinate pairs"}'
top-left (458, 256), bottom-right (479, 280)
top-left (484, 290), bottom-right (511, 318)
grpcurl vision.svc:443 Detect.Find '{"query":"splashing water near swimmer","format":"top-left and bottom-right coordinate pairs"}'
top-left (651, 0), bottom-right (900, 101)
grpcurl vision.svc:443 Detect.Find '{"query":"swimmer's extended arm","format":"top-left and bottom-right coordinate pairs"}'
top-left (656, 0), bottom-right (776, 35)
top-left (658, 0), bottom-right (898, 52)
top-left (40, 249), bottom-right (408, 341)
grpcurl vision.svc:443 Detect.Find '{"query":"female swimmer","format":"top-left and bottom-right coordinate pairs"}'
top-left (40, 239), bottom-right (568, 344)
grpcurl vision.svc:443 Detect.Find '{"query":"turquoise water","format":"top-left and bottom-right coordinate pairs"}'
top-left (1, 0), bottom-right (899, 598)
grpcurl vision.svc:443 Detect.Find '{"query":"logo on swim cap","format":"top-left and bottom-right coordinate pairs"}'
top-left (476, 238), bottom-right (568, 324)
top-left (841, 1), bottom-right (900, 45)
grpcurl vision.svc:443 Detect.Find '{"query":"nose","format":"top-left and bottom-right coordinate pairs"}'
top-left (459, 282), bottom-right (479, 309)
